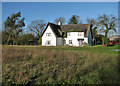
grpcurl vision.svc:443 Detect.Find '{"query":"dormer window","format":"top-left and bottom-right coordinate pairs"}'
top-left (78, 32), bottom-right (82, 36)
top-left (46, 33), bottom-right (51, 36)
top-left (67, 32), bottom-right (70, 36)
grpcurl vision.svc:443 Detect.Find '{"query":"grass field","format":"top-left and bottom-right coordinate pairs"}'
top-left (2, 45), bottom-right (120, 84)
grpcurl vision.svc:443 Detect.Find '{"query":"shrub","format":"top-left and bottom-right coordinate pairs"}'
top-left (38, 37), bottom-right (42, 45)
top-left (97, 41), bottom-right (102, 44)
top-left (102, 37), bottom-right (109, 45)
top-left (83, 42), bottom-right (88, 46)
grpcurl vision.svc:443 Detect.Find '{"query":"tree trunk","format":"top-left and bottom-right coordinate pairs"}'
top-left (105, 29), bottom-right (109, 38)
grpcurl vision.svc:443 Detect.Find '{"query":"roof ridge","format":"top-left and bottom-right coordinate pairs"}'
top-left (60, 24), bottom-right (89, 26)
top-left (48, 22), bottom-right (90, 26)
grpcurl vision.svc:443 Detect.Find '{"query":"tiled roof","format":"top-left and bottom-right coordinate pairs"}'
top-left (42, 22), bottom-right (91, 37)
top-left (60, 24), bottom-right (90, 37)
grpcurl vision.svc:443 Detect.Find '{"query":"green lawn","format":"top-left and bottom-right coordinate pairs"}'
top-left (2, 45), bottom-right (119, 84)
top-left (4, 44), bottom-right (119, 54)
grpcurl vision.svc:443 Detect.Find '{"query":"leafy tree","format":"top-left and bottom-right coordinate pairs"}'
top-left (96, 34), bottom-right (104, 44)
top-left (97, 14), bottom-right (117, 45)
top-left (54, 17), bottom-right (65, 25)
top-left (68, 15), bottom-right (80, 24)
top-left (3, 12), bottom-right (25, 45)
top-left (2, 30), bottom-right (8, 44)
top-left (18, 34), bottom-right (37, 45)
top-left (27, 20), bottom-right (46, 38)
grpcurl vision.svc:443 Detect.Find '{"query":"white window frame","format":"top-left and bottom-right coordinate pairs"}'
top-left (69, 40), bottom-right (72, 44)
top-left (78, 32), bottom-right (82, 36)
top-left (67, 32), bottom-right (71, 36)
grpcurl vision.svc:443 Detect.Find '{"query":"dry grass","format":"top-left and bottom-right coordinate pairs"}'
top-left (2, 45), bottom-right (119, 84)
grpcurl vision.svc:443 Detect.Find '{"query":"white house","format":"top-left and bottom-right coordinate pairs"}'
top-left (41, 22), bottom-right (93, 46)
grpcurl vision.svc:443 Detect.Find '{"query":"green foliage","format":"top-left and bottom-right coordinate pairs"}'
top-left (102, 37), bottom-right (109, 45)
top-left (38, 37), bottom-right (42, 45)
top-left (97, 41), bottom-right (102, 44)
top-left (102, 37), bottom-right (105, 45)
top-left (96, 34), bottom-right (104, 44)
top-left (17, 34), bottom-right (37, 45)
top-left (3, 12), bottom-right (25, 45)
top-left (2, 30), bottom-right (9, 45)
top-left (83, 42), bottom-right (89, 46)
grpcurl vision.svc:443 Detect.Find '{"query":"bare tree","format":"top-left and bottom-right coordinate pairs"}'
top-left (79, 19), bottom-right (83, 24)
top-left (97, 14), bottom-right (117, 38)
top-left (27, 20), bottom-right (46, 38)
top-left (97, 14), bottom-right (117, 45)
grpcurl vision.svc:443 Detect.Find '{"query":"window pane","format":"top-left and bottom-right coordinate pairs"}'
top-left (46, 33), bottom-right (51, 36)
top-left (46, 41), bottom-right (51, 45)
top-left (69, 40), bottom-right (72, 44)
top-left (78, 32), bottom-right (82, 36)
top-left (64, 40), bottom-right (66, 44)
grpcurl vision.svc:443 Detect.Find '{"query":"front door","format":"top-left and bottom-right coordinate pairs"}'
top-left (46, 41), bottom-right (51, 46)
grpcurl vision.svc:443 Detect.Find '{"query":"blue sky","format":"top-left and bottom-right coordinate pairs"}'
top-left (2, 2), bottom-right (118, 31)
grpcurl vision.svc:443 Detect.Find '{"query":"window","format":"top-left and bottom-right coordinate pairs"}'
top-left (46, 33), bottom-right (51, 36)
top-left (69, 40), bottom-right (72, 44)
top-left (67, 32), bottom-right (70, 36)
top-left (78, 32), bottom-right (82, 36)
top-left (64, 40), bottom-right (66, 45)
top-left (46, 41), bottom-right (51, 45)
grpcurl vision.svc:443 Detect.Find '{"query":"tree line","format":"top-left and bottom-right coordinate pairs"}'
top-left (2, 12), bottom-right (117, 45)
